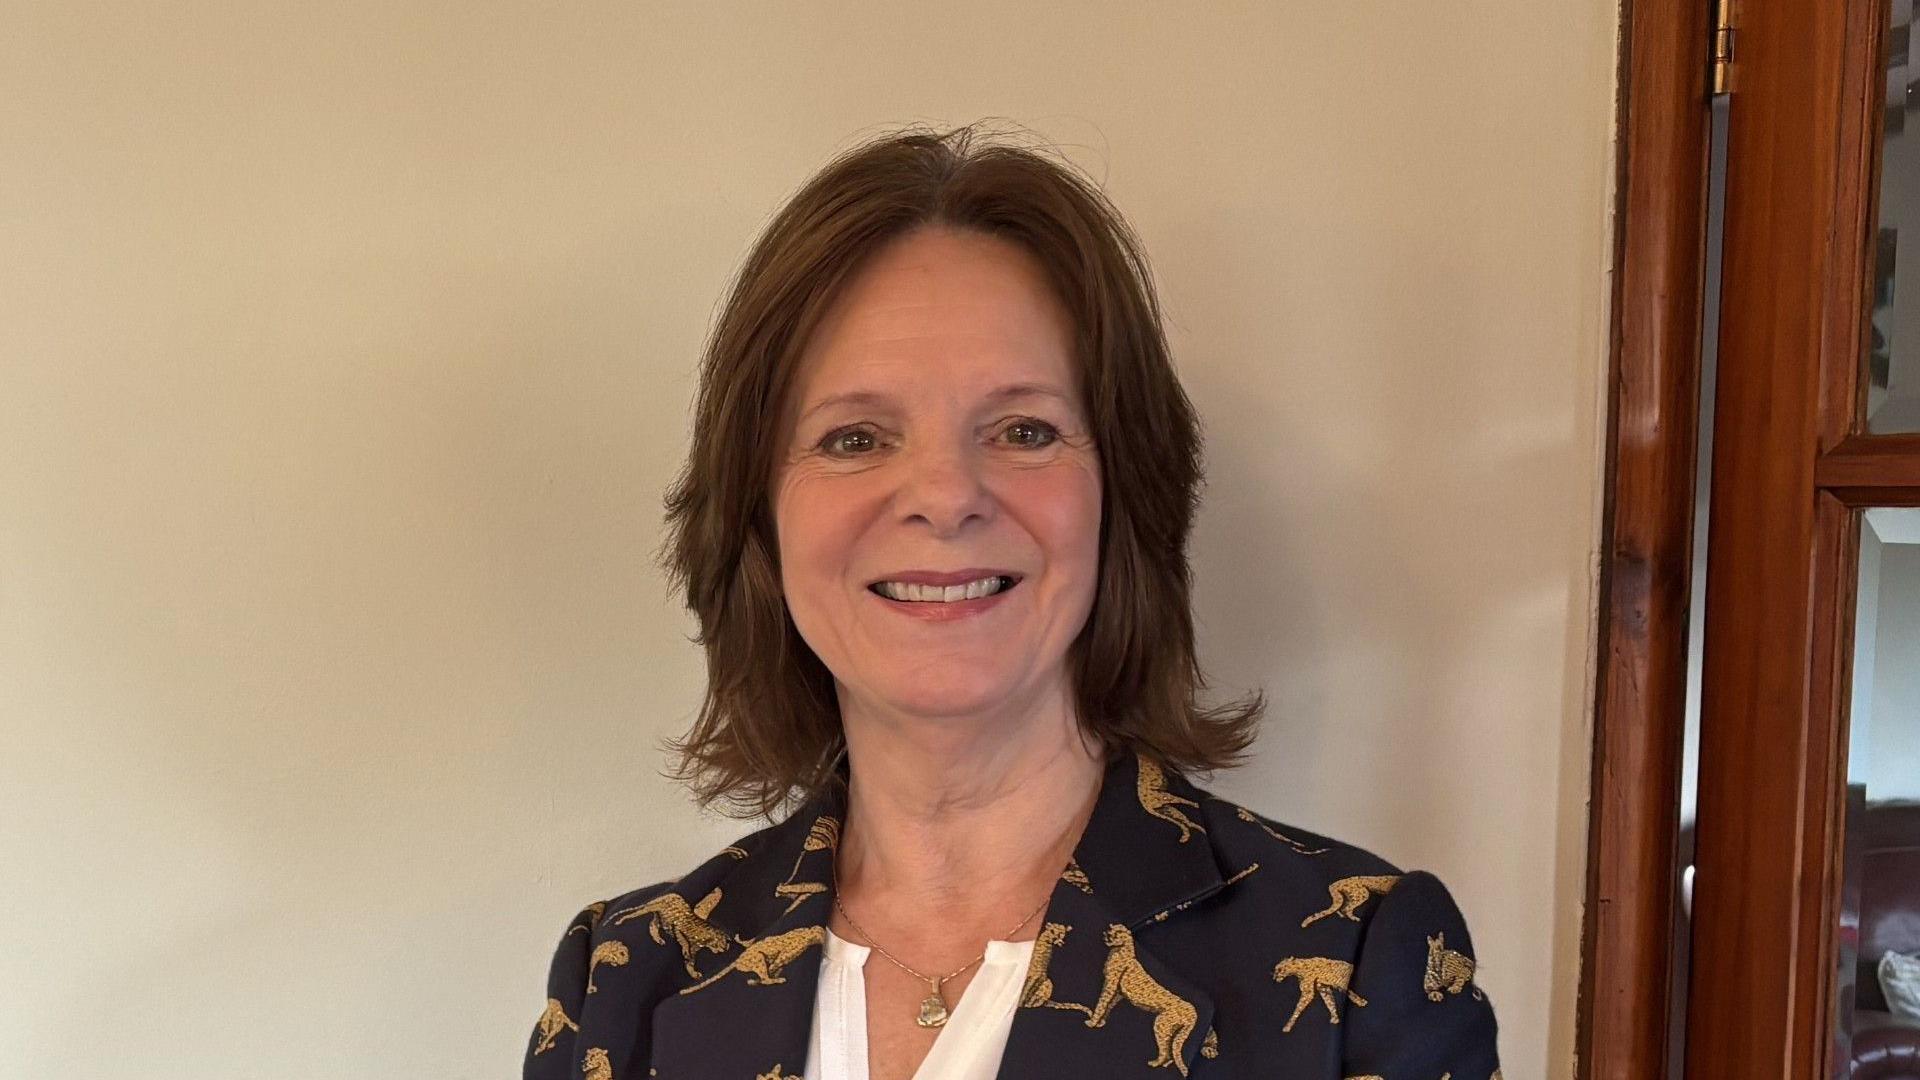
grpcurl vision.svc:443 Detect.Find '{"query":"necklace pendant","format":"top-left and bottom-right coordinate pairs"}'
top-left (916, 990), bottom-right (950, 1028)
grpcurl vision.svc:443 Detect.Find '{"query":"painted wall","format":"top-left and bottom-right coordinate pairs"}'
top-left (0, 2), bottom-right (1617, 1076)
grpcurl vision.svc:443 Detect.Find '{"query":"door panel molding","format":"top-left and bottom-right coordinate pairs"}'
top-left (1577, 0), bottom-right (1712, 1071)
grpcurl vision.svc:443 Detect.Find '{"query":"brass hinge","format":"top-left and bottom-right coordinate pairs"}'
top-left (1712, 0), bottom-right (1735, 96)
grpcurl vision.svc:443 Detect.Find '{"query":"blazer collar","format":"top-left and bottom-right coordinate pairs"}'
top-left (649, 747), bottom-right (1230, 1079)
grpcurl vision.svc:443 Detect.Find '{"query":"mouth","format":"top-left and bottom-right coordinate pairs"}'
top-left (865, 574), bottom-right (1023, 604)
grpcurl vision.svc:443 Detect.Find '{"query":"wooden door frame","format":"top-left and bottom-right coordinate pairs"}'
top-left (1577, 0), bottom-right (1713, 1072)
top-left (1580, 0), bottom-right (1920, 1071)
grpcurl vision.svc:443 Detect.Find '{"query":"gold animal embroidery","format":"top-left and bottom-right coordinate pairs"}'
top-left (772, 815), bottom-right (839, 914)
top-left (1232, 805), bottom-right (1331, 855)
top-left (783, 815), bottom-right (839, 883)
top-left (1301, 875), bottom-right (1401, 927)
top-left (567, 901), bottom-right (608, 936)
top-left (531, 997), bottom-right (578, 1054)
top-left (756, 1067), bottom-right (801, 1079)
top-left (1062, 858), bottom-right (1093, 894)
top-left (1271, 956), bottom-right (1367, 1032)
top-left (1019, 921), bottom-right (1092, 1015)
top-left (773, 879), bottom-right (825, 915)
top-left (1424, 932), bottom-right (1483, 1002)
top-left (587, 940), bottom-right (630, 993)
top-left (723, 845), bottom-right (749, 859)
top-left (1136, 754), bottom-right (1205, 843)
top-left (582, 1046), bottom-right (613, 1080)
top-left (1086, 922), bottom-right (1207, 1076)
top-left (609, 886), bottom-right (730, 979)
top-left (679, 925), bottom-right (827, 994)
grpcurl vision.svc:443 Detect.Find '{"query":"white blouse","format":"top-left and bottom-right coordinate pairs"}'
top-left (804, 926), bottom-right (1036, 1080)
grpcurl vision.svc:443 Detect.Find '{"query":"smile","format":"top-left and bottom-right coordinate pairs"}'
top-left (867, 575), bottom-right (1019, 603)
top-left (865, 575), bottom-right (1023, 622)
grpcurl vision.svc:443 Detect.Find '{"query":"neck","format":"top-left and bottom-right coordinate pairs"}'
top-left (831, 686), bottom-right (1107, 937)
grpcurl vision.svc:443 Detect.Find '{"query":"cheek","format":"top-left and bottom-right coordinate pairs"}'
top-left (773, 476), bottom-right (866, 585)
top-left (1016, 465), bottom-right (1103, 570)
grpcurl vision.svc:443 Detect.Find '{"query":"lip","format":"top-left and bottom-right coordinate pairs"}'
top-left (865, 568), bottom-right (1022, 587)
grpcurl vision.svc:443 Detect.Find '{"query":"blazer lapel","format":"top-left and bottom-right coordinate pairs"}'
top-left (995, 749), bottom-right (1227, 1079)
top-left (648, 783), bottom-right (844, 1080)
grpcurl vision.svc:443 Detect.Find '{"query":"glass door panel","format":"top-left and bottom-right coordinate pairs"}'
top-left (1830, 508), bottom-right (1920, 1075)
top-left (1869, 0), bottom-right (1920, 432)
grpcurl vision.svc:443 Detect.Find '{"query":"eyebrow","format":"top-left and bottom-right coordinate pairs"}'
top-left (796, 382), bottom-right (1076, 425)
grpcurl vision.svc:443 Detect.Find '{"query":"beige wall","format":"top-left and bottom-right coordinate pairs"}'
top-left (0, 2), bottom-right (1616, 1076)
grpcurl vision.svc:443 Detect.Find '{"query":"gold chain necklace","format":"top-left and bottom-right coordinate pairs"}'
top-left (830, 859), bottom-right (1054, 1028)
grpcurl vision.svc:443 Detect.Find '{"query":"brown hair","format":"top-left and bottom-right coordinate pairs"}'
top-left (654, 121), bottom-right (1264, 820)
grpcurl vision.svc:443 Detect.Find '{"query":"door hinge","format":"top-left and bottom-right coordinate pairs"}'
top-left (1712, 0), bottom-right (1735, 96)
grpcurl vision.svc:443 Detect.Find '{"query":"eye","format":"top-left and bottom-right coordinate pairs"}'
top-left (1002, 418), bottom-right (1061, 448)
top-left (816, 425), bottom-right (879, 457)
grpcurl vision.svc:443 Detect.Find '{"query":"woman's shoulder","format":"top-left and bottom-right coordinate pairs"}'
top-left (553, 808), bottom-right (808, 938)
top-left (1185, 778), bottom-right (1491, 980)
top-left (1181, 783), bottom-right (1503, 1073)
top-left (1189, 778), bottom-right (1407, 884)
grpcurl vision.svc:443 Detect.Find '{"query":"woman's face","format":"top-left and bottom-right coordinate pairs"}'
top-left (770, 225), bottom-right (1102, 730)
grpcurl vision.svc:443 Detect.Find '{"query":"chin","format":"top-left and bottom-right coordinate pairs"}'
top-left (878, 680), bottom-right (1015, 720)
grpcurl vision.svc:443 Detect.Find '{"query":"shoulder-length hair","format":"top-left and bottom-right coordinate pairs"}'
top-left (655, 121), bottom-right (1263, 820)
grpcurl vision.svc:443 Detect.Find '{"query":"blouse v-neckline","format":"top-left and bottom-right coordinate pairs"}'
top-left (806, 926), bottom-right (1038, 1080)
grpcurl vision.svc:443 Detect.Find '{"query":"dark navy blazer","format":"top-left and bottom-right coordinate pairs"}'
top-left (524, 748), bottom-right (1503, 1080)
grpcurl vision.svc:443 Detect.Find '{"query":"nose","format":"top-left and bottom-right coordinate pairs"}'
top-left (894, 433), bottom-right (995, 535)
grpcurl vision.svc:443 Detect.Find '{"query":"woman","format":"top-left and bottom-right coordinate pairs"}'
top-left (524, 123), bottom-right (1502, 1080)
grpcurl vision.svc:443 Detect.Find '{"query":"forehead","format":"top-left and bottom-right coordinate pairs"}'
top-left (791, 226), bottom-right (1080, 402)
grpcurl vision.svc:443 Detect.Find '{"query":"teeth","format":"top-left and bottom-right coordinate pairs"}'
top-left (875, 576), bottom-right (1011, 603)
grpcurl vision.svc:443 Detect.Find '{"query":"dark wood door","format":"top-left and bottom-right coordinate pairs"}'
top-left (1579, 0), bottom-right (1920, 1073)
top-left (1683, 0), bottom-right (1920, 1073)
